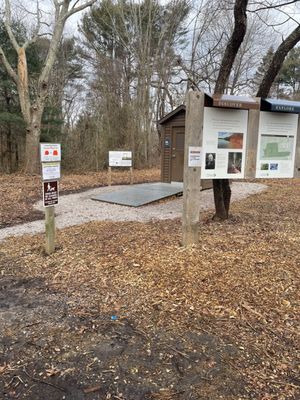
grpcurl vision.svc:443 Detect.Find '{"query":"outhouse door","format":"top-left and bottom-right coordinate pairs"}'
top-left (171, 127), bottom-right (185, 181)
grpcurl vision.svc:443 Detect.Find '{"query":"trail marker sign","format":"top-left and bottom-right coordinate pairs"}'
top-left (43, 180), bottom-right (59, 207)
top-left (40, 143), bottom-right (61, 162)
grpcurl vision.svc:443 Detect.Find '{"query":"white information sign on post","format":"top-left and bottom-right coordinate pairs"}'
top-left (201, 107), bottom-right (248, 179)
top-left (109, 151), bottom-right (132, 167)
top-left (255, 112), bottom-right (298, 178)
top-left (188, 146), bottom-right (202, 167)
top-left (42, 162), bottom-right (61, 180)
top-left (40, 143), bottom-right (61, 162)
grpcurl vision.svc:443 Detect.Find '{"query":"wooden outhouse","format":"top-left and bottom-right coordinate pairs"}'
top-left (158, 105), bottom-right (186, 183)
top-left (158, 99), bottom-right (213, 189)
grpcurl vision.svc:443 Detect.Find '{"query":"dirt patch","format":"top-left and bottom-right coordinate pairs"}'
top-left (1, 276), bottom-right (245, 400)
top-left (0, 179), bottom-right (299, 399)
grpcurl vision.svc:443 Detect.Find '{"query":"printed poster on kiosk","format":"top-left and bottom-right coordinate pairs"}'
top-left (255, 112), bottom-right (298, 178)
top-left (201, 107), bottom-right (248, 179)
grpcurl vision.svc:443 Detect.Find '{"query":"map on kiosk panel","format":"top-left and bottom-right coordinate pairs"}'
top-left (260, 135), bottom-right (294, 160)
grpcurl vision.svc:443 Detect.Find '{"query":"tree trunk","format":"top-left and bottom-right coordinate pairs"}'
top-left (214, 0), bottom-right (248, 94)
top-left (24, 109), bottom-right (43, 174)
top-left (7, 125), bottom-right (13, 173)
top-left (222, 179), bottom-right (231, 217)
top-left (212, 0), bottom-right (248, 220)
top-left (212, 179), bottom-right (231, 220)
top-left (213, 180), bottom-right (227, 220)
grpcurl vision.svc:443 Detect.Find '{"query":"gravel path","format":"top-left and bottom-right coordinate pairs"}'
top-left (0, 182), bottom-right (267, 242)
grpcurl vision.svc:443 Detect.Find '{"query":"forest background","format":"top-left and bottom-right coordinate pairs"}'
top-left (0, 0), bottom-right (300, 174)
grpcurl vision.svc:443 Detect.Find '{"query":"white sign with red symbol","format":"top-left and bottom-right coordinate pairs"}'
top-left (40, 143), bottom-right (61, 162)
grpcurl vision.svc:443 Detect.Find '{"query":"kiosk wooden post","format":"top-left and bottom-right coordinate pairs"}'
top-left (182, 91), bottom-right (204, 246)
top-left (45, 206), bottom-right (55, 254)
top-left (295, 116), bottom-right (300, 178)
top-left (245, 109), bottom-right (260, 178)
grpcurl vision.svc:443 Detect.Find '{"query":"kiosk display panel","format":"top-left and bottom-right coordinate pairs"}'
top-left (256, 112), bottom-right (298, 178)
top-left (201, 107), bottom-right (248, 179)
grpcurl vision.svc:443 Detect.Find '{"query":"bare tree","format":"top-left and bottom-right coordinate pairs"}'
top-left (211, 0), bottom-right (249, 220)
top-left (0, 0), bottom-right (96, 173)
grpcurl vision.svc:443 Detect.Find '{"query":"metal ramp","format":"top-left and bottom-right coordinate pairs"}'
top-left (91, 182), bottom-right (183, 207)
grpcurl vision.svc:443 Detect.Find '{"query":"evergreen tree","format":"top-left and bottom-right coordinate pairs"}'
top-left (253, 47), bottom-right (276, 94)
top-left (277, 47), bottom-right (300, 98)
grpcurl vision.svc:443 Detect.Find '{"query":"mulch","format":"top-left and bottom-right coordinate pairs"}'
top-left (0, 168), bottom-right (160, 228)
top-left (0, 179), bottom-right (299, 399)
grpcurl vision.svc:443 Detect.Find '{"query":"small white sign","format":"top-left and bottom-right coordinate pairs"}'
top-left (42, 162), bottom-right (61, 180)
top-left (188, 146), bottom-right (202, 167)
top-left (40, 143), bottom-right (61, 162)
top-left (109, 151), bottom-right (132, 167)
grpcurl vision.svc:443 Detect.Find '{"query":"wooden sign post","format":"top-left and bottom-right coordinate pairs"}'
top-left (182, 91), bottom-right (204, 246)
top-left (45, 206), bottom-right (55, 254)
top-left (40, 143), bottom-right (61, 255)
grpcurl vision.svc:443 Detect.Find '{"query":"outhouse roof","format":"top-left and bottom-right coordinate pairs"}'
top-left (261, 98), bottom-right (300, 113)
top-left (158, 105), bottom-right (186, 125)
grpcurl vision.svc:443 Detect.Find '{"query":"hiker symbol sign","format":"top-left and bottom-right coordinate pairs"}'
top-left (43, 180), bottom-right (59, 207)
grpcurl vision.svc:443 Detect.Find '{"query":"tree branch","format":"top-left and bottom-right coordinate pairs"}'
top-left (24, 0), bottom-right (42, 49)
top-left (4, 0), bottom-right (20, 52)
top-left (64, 0), bottom-right (96, 20)
top-left (257, 23), bottom-right (300, 97)
top-left (214, 0), bottom-right (249, 94)
top-left (0, 45), bottom-right (18, 84)
top-left (250, 0), bottom-right (299, 12)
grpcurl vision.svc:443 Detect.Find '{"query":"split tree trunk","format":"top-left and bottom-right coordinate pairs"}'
top-left (24, 119), bottom-right (42, 174)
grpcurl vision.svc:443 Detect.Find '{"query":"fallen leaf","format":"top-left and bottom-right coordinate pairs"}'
top-left (83, 384), bottom-right (101, 394)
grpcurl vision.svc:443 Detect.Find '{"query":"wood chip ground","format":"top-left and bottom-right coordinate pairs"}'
top-left (0, 177), bottom-right (299, 399)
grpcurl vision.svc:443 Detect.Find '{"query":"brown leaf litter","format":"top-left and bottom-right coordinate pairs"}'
top-left (0, 178), bottom-right (299, 399)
